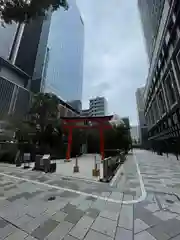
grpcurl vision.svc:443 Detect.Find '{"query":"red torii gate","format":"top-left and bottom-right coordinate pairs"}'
top-left (61, 115), bottom-right (113, 161)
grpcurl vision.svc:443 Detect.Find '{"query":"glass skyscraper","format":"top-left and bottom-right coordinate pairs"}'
top-left (138, 0), bottom-right (165, 62)
top-left (45, 0), bottom-right (84, 103)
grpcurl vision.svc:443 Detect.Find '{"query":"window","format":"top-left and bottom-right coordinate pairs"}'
top-left (158, 89), bottom-right (166, 115)
top-left (153, 100), bottom-right (159, 121)
top-left (165, 31), bottom-right (170, 45)
top-left (174, 1), bottom-right (180, 16)
top-left (158, 59), bottom-right (161, 69)
top-left (164, 74), bottom-right (176, 106)
top-left (168, 118), bottom-right (172, 127)
top-left (176, 50), bottom-right (180, 69)
top-left (173, 113), bottom-right (178, 124)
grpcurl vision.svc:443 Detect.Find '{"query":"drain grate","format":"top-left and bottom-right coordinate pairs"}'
top-left (62, 177), bottom-right (71, 181)
top-left (166, 199), bottom-right (174, 204)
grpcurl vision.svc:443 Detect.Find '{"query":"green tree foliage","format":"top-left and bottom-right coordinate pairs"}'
top-left (104, 124), bottom-right (132, 153)
top-left (29, 92), bottom-right (63, 152)
top-left (0, 0), bottom-right (68, 24)
top-left (11, 93), bottom-right (62, 154)
top-left (29, 92), bottom-right (60, 132)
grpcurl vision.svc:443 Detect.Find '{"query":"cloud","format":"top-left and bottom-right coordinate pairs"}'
top-left (77, 0), bottom-right (148, 125)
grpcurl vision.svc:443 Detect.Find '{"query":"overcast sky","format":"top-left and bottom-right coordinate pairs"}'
top-left (76, 0), bottom-right (149, 125)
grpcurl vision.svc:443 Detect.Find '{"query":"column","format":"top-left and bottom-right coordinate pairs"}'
top-left (171, 60), bottom-right (180, 97)
top-left (161, 81), bottom-right (169, 111)
top-left (99, 127), bottom-right (105, 160)
top-left (9, 23), bottom-right (25, 64)
top-left (66, 127), bottom-right (73, 160)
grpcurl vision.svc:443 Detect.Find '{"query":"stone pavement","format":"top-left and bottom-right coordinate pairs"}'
top-left (55, 154), bottom-right (104, 181)
top-left (0, 150), bottom-right (180, 239)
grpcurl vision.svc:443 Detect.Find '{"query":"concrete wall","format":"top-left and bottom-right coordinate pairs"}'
top-left (0, 66), bottom-right (25, 87)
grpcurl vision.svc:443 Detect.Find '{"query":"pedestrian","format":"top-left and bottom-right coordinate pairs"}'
top-left (175, 152), bottom-right (179, 160)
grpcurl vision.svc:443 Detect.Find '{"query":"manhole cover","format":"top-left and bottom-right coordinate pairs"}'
top-left (48, 196), bottom-right (56, 201)
top-left (166, 199), bottom-right (174, 204)
top-left (62, 177), bottom-right (71, 181)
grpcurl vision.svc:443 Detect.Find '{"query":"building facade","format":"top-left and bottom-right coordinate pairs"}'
top-left (0, 57), bottom-right (30, 120)
top-left (58, 100), bottom-right (80, 118)
top-left (0, 23), bottom-right (30, 120)
top-left (45, 0), bottom-right (84, 103)
top-left (81, 109), bottom-right (90, 117)
top-left (89, 97), bottom-right (107, 117)
top-left (0, 15), bottom-right (51, 120)
top-left (0, 22), bottom-right (18, 60)
top-left (67, 100), bottom-right (82, 112)
top-left (138, 0), bottom-right (165, 62)
top-left (139, 0), bottom-right (180, 152)
top-left (131, 126), bottom-right (140, 143)
top-left (15, 15), bottom-right (51, 93)
top-left (136, 87), bottom-right (148, 146)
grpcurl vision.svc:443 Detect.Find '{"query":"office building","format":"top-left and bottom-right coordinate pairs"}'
top-left (139, 0), bottom-right (180, 152)
top-left (0, 57), bottom-right (30, 120)
top-left (81, 109), bottom-right (90, 117)
top-left (138, 0), bottom-right (165, 62)
top-left (90, 97), bottom-right (107, 117)
top-left (0, 23), bottom-right (30, 120)
top-left (58, 99), bottom-right (80, 118)
top-left (45, 0), bottom-right (84, 103)
top-left (67, 100), bottom-right (82, 112)
top-left (131, 126), bottom-right (140, 143)
top-left (15, 15), bottom-right (51, 92)
top-left (0, 14), bottom-right (51, 120)
top-left (136, 87), bottom-right (148, 146)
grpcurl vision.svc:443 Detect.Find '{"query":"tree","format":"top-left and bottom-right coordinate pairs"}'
top-left (0, 0), bottom-right (68, 24)
top-left (104, 124), bottom-right (132, 154)
top-left (30, 92), bottom-right (60, 132)
top-left (26, 92), bottom-right (62, 153)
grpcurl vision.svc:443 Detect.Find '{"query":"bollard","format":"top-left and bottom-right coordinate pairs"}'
top-left (73, 155), bottom-right (79, 173)
top-left (92, 154), bottom-right (100, 177)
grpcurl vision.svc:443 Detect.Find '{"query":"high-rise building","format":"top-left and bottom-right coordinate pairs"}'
top-left (0, 15), bottom-right (51, 120)
top-left (136, 87), bottom-right (148, 146)
top-left (89, 97), bottom-right (107, 117)
top-left (130, 126), bottom-right (139, 143)
top-left (15, 15), bottom-right (51, 93)
top-left (139, 1), bottom-right (180, 152)
top-left (45, 0), bottom-right (84, 103)
top-left (138, 0), bottom-right (165, 62)
top-left (0, 23), bottom-right (30, 120)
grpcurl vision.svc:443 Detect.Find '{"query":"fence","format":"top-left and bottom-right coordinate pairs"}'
top-left (102, 151), bottom-right (125, 181)
top-left (0, 77), bottom-right (30, 120)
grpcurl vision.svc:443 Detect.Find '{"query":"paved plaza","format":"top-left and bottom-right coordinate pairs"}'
top-left (1, 150), bottom-right (180, 239)
top-left (55, 154), bottom-right (103, 181)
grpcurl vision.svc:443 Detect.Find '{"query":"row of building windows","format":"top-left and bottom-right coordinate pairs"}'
top-left (146, 62), bottom-right (180, 127)
top-left (148, 109), bottom-right (180, 139)
top-left (145, 1), bottom-right (180, 130)
top-left (145, 1), bottom-right (180, 112)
